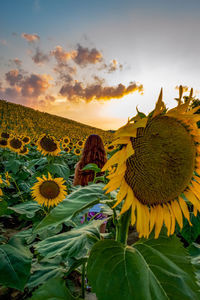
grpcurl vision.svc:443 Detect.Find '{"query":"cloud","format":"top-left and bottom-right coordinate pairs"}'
top-left (107, 59), bottom-right (123, 73)
top-left (5, 69), bottom-right (23, 86)
top-left (2, 69), bottom-right (52, 104)
top-left (32, 48), bottom-right (50, 65)
top-left (51, 45), bottom-right (77, 64)
top-left (21, 33), bottom-right (40, 43)
top-left (59, 81), bottom-right (143, 102)
top-left (13, 58), bottom-right (22, 67)
top-left (73, 44), bottom-right (102, 66)
top-left (20, 74), bottom-right (52, 97)
top-left (45, 94), bottom-right (56, 102)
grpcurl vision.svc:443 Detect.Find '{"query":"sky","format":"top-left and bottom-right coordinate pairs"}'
top-left (1, 0), bottom-right (200, 130)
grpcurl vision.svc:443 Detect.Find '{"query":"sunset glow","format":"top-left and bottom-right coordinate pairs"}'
top-left (1, 0), bottom-right (200, 130)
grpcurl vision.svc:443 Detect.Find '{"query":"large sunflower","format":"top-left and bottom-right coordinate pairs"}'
top-left (102, 87), bottom-right (200, 239)
top-left (37, 134), bottom-right (61, 156)
top-left (31, 173), bottom-right (67, 207)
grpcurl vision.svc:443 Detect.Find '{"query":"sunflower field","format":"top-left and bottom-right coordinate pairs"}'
top-left (0, 87), bottom-right (200, 300)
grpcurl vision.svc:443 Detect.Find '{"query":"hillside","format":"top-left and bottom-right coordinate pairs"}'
top-left (0, 99), bottom-right (114, 143)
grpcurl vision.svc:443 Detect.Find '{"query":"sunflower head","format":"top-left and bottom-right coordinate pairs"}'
top-left (74, 147), bottom-right (81, 156)
top-left (62, 136), bottom-right (70, 145)
top-left (22, 136), bottom-right (31, 144)
top-left (63, 146), bottom-right (71, 153)
top-left (102, 87), bottom-right (200, 239)
top-left (37, 134), bottom-right (61, 156)
top-left (19, 146), bottom-right (29, 155)
top-left (8, 136), bottom-right (24, 153)
top-left (1, 132), bottom-right (10, 139)
top-left (76, 140), bottom-right (85, 148)
top-left (31, 173), bottom-right (67, 207)
top-left (105, 144), bottom-right (116, 152)
top-left (0, 139), bottom-right (8, 148)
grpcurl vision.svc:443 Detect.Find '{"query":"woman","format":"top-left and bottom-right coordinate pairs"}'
top-left (73, 134), bottom-right (107, 233)
top-left (73, 134), bottom-right (107, 186)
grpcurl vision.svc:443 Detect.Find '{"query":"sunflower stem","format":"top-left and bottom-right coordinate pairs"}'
top-left (116, 209), bottom-right (131, 245)
top-left (13, 178), bottom-right (24, 202)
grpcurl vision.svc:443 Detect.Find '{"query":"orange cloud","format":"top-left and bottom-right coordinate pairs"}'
top-left (21, 33), bottom-right (40, 43)
top-left (73, 44), bottom-right (102, 66)
top-left (5, 69), bottom-right (23, 86)
top-left (60, 81), bottom-right (143, 102)
top-left (51, 45), bottom-right (77, 64)
top-left (21, 74), bottom-right (52, 97)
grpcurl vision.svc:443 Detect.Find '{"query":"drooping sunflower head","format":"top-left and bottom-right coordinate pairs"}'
top-left (31, 173), bottom-right (67, 207)
top-left (102, 87), bottom-right (200, 239)
top-left (37, 134), bottom-right (61, 156)
top-left (8, 136), bottom-right (24, 153)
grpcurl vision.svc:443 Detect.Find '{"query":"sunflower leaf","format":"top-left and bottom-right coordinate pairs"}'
top-left (34, 183), bottom-right (108, 232)
top-left (82, 163), bottom-right (101, 173)
top-left (27, 256), bottom-right (65, 288)
top-left (47, 163), bottom-right (70, 180)
top-left (8, 201), bottom-right (42, 218)
top-left (35, 220), bottom-right (102, 259)
top-left (87, 236), bottom-right (199, 300)
top-left (29, 277), bottom-right (80, 300)
top-left (0, 238), bottom-right (32, 291)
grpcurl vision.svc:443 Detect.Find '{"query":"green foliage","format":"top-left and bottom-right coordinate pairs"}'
top-left (188, 243), bottom-right (200, 287)
top-left (34, 183), bottom-right (108, 232)
top-left (82, 163), bottom-right (101, 173)
top-left (0, 238), bottom-right (32, 291)
top-left (8, 201), bottom-right (42, 218)
top-left (47, 163), bottom-right (70, 180)
top-left (27, 257), bottom-right (66, 288)
top-left (0, 200), bottom-right (8, 216)
top-left (36, 220), bottom-right (102, 259)
top-left (180, 212), bottom-right (200, 244)
top-left (87, 235), bottom-right (199, 300)
top-left (29, 277), bottom-right (81, 300)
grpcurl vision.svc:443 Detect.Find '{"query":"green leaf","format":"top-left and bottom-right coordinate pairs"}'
top-left (180, 212), bottom-right (200, 244)
top-left (87, 236), bottom-right (199, 300)
top-left (27, 257), bottom-right (65, 288)
top-left (36, 220), bottom-right (102, 259)
top-left (47, 163), bottom-right (70, 180)
top-left (34, 183), bottom-right (108, 232)
top-left (82, 163), bottom-right (101, 173)
top-left (0, 200), bottom-right (8, 216)
top-left (8, 201), bottom-right (42, 218)
top-left (29, 277), bottom-right (80, 300)
top-left (5, 159), bottom-right (21, 174)
top-left (0, 238), bottom-right (32, 291)
top-left (188, 243), bottom-right (200, 287)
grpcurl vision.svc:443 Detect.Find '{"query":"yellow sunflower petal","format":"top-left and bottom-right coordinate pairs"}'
top-left (178, 196), bottom-right (191, 225)
top-left (120, 187), bottom-right (133, 214)
top-left (154, 205), bottom-right (164, 239)
top-left (170, 200), bottom-right (183, 229)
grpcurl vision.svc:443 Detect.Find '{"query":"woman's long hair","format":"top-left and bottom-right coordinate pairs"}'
top-left (73, 134), bottom-right (107, 186)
